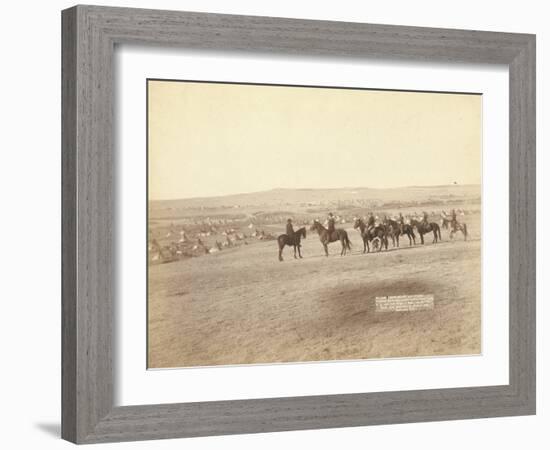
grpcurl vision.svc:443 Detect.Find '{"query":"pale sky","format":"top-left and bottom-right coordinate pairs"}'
top-left (148, 80), bottom-right (481, 200)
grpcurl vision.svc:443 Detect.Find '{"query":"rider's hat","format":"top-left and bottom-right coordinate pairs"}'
top-left (287, 218), bottom-right (292, 222)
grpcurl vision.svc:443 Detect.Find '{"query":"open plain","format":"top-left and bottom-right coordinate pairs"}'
top-left (148, 185), bottom-right (481, 368)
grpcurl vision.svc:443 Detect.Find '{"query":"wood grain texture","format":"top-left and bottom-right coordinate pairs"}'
top-left (508, 36), bottom-right (536, 409)
top-left (61, 7), bottom-right (77, 443)
top-left (61, 4), bottom-right (536, 444)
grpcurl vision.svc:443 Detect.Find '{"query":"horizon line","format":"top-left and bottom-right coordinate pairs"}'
top-left (149, 183), bottom-right (481, 203)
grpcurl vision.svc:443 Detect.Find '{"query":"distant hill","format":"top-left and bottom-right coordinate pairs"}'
top-left (149, 185), bottom-right (481, 216)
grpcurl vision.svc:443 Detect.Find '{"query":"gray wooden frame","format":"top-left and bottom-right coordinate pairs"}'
top-left (62, 4), bottom-right (536, 444)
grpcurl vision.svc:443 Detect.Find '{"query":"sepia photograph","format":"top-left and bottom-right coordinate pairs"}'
top-left (147, 79), bottom-right (482, 369)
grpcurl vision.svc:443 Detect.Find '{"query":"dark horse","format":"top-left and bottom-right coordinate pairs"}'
top-left (440, 217), bottom-right (468, 241)
top-left (353, 218), bottom-right (388, 253)
top-left (277, 227), bottom-right (307, 261)
top-left (410, 218), bottom-right (442, 244)
top-left (309, 221), bottom-right (351, 256)
top-left (384, 218), bottom-right (416, 247)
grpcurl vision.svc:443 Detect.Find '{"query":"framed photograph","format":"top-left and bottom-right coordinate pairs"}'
top-left (62, 5), bottom-right (536, 444)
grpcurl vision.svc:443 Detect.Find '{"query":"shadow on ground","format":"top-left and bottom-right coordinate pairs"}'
top-left (35, 423), bottom-right (60, 438)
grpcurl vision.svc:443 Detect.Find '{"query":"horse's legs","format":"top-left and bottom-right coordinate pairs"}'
top-left (298, 245), bottom-right (303, 258)
top-left (419, 232), bottom-right (424, 245)
top-left (362, 238), bottom-right (366, 253)
top-left (340, 237), bottom-right (345, 256)
top-left (323, 242), bottom-right (329, 257)
top-left (293, 245), bottom-right (297, 259)
top-left (278, 244), bottom-right (283, 261)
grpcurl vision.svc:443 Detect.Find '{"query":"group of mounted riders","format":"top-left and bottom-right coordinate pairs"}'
top-left (278, 208), bottom-right (467, 261)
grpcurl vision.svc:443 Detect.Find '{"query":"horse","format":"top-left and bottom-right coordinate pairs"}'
top-left (277, 227), bottom-right (306, 261)
top-left (409, 218), bottom-right (442, 244)
top-left (309, 221), bottom-right (351, 256)
top-left (384, 218), bottom-right (416, 247)
top-left (353, 218), bottom-right (389, 253)
top-left (440, 217), bottom-right (468, 241)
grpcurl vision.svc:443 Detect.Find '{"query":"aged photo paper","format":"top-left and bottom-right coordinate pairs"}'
top-left (147, 80), bottom-right (481, 369)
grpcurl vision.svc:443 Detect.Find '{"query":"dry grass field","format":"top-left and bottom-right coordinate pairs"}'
top-left (147, 186), bottom-right (481, 368)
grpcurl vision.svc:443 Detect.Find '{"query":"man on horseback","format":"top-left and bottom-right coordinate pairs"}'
top-left (367, 212), bottom-right (376, 232)
top-left (422, 211), bottom-right (429, 228)
top-left (450, 208), bottom-right (458, 232)
top-left (327, 212), bottom-right (336, 240)
top-left (398, 212), bottom-right (405, 229)
top-left (286, 218), bottom-right (295, 244)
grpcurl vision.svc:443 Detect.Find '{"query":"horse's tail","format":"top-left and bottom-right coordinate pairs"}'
top-left (437, 225), bottom-right (442, 241)
top-left (345, 233), bottom-right (352, 250)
